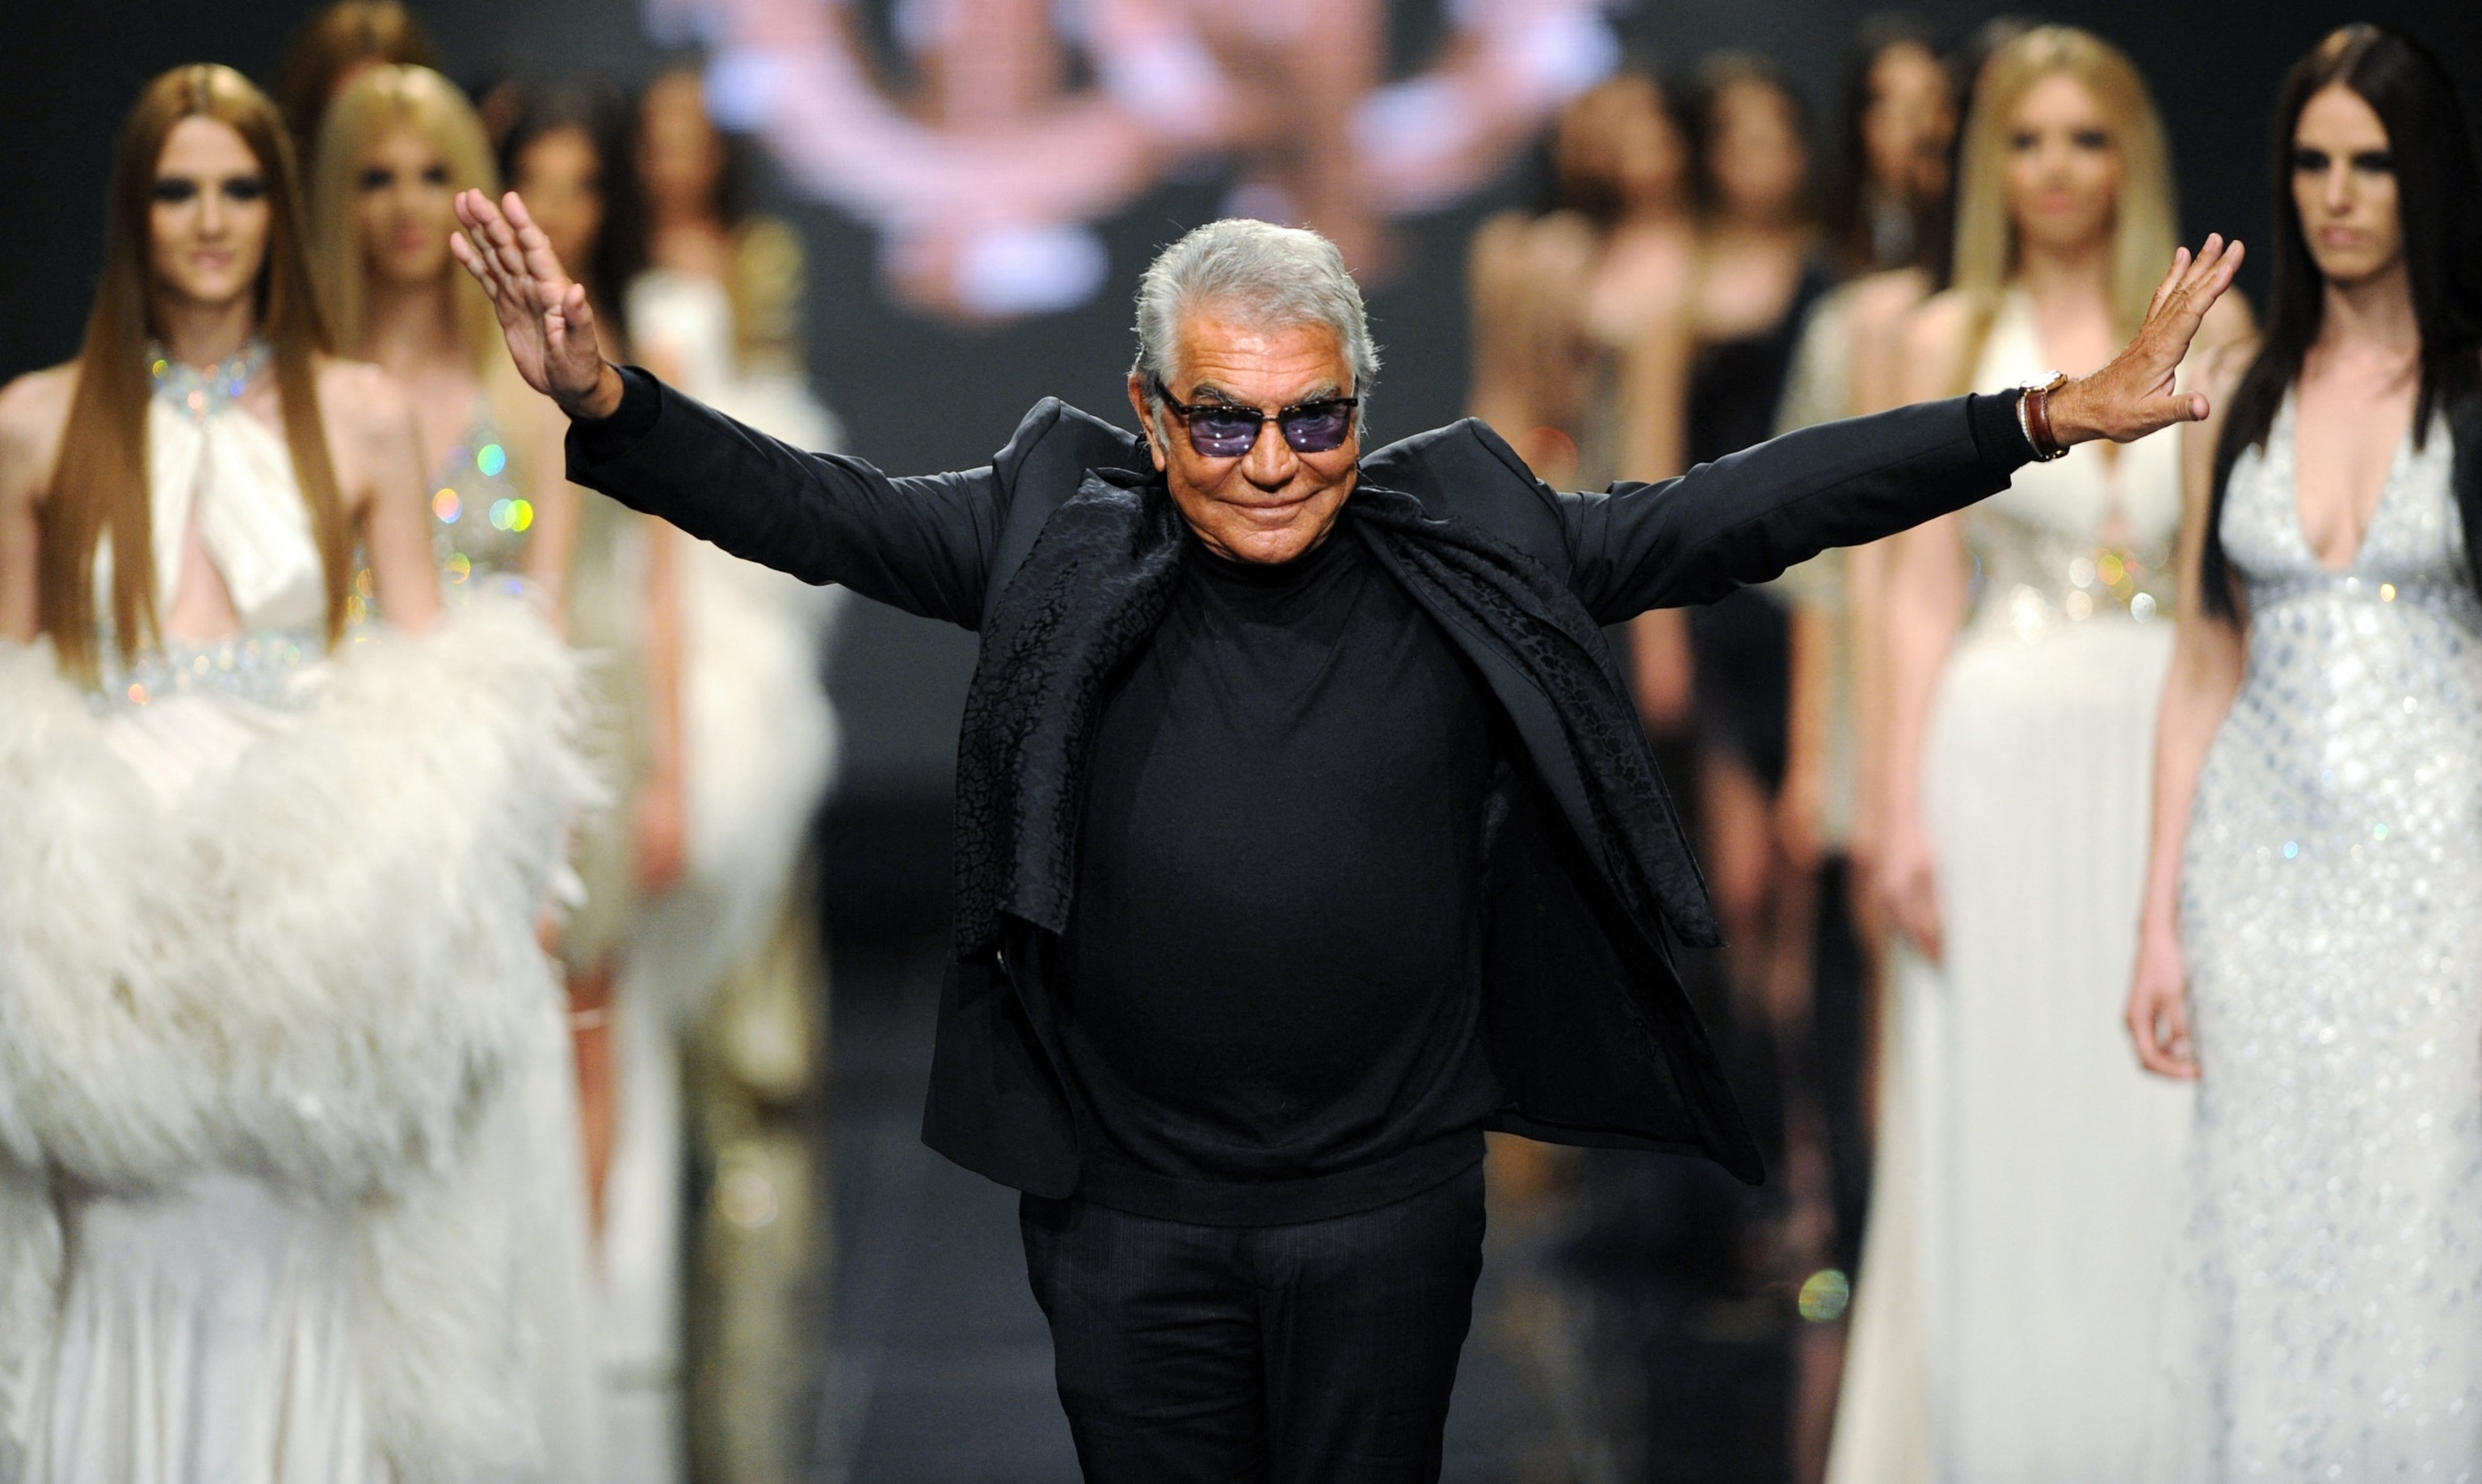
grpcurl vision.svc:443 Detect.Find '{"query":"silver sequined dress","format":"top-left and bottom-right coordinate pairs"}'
top-left (2160, 390), bottom-right (2482, 1478)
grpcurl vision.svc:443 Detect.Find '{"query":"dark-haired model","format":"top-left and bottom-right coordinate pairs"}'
top-left (2129, 24), bottom-right (2482, 1476)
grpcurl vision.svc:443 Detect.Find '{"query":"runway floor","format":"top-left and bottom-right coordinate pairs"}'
top-left (794, 931), bottom-right (1787, 1483)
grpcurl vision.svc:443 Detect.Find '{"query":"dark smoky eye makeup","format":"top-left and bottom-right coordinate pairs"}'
top-left (2291, 147), bottom-right (2330, 173)
top-left (221, 176), bottom-right (267, 202)
top-left (151, 178), bottom-right (199, 203)
top-left (2352, 150), bottom-right (2395, 174)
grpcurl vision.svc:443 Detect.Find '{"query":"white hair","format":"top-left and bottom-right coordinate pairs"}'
top-left (1131, 220), bottom-right (1380, 429)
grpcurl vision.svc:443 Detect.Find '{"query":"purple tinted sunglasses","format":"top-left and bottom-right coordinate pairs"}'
top-left (1152, 377), bottom-right (1360, 458)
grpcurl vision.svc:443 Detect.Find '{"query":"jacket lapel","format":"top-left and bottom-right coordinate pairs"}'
top-left (951, 470), bottom-right (1184, 956)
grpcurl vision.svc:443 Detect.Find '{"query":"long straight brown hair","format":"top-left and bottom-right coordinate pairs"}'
top-left (42, 64), bottom-right (351, 681)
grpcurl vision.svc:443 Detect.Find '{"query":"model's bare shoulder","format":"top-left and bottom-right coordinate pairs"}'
top-left (1895, 289), bottom-right (1977, 403)
top-left (2192, 324), bottom-right (2261, 410)
top-left (2198, 290), bottom-right (2258, 358)
top-left (313, 355), bottom-right (410, 435)
top-left (0, 363), bottom-right (79, 505)
top-left (1902, 288), bottom-right (1975, 352)
top-left (1845, 267), bottom-right (1932, 342)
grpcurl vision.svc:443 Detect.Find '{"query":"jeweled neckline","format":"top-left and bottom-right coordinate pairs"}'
top-left (149, 339), bottom-right (273, 421)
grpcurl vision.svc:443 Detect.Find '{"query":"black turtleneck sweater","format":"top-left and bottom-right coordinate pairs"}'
top-left (1054, 516), bottom-right (1504, 1225)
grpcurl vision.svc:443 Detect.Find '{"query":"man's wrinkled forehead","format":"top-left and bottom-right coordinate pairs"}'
top-left (1172, 313), bottom-right (1352, 407)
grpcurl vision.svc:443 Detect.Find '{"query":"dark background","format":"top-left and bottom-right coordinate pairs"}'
top-left (8, 0), bottom-right (2479, 923)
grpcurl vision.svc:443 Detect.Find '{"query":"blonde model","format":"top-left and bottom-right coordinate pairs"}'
top-left (1836, 27), bottom-right (2250, 1482)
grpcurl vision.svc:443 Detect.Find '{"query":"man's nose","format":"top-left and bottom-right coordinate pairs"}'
top-left (1242, 420), bottom-right (1299, 489)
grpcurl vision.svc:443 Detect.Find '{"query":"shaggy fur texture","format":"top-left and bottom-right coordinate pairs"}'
top-left (0, 596), bottom-right (593, 1482)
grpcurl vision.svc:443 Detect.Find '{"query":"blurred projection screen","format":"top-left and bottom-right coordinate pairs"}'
top-left (656, 0), bottom-right (1618, 318)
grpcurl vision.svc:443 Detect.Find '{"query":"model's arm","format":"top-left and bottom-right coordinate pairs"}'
top-left (511, 384), bottom-right (584, 630)
top-left (1874, 513), bottom-right (1968, 962)
top-left (0, 367), bottom-right (71, 644)
top-left (1619, 276), bottom-right (1697, 730)
top-left (2127, 346), bottom-right (2254, 1080)
top-left (325, 360), bottom-right (443, 633)
top-left (452, 190), bottom-right (1003, 628)
top-left (1465, 212), bottom-right (1540, 435)
top-left (1772, 284), bottom-right (1887, 865)
top-left (632, 519), bottom-right (689, 898)
top-left (1839, 271), bottom-right (1934, 872)
top-left (1567, 238), bottom-right (2245, 624)
top-left (1869, 294), bottom-right (1982, 962)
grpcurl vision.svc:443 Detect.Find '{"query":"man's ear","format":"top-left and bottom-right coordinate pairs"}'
top-left (1125, 373), bottom-right (1168, 472)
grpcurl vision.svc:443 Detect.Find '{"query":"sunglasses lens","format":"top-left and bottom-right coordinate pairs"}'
top-left (1281, 402), bottom-right (1353, 453)
top-left (1188, 410), bottom-right (1261, 457)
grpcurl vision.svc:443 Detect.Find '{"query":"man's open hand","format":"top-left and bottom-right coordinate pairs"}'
top-left (2047, 234), bottom-right (2245, 447)
top-left (449, 189), bottom-right (623, 421)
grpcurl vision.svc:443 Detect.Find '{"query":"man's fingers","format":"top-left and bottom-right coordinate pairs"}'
top-left (456, 186), bottom-right (505, 232)
top-left (560, 282), bottom-right (599, 359)
top-left (448, 233), bottom-right (500, 298)
top-left (2148, 246), bottom-right (2191, 321)
top-left (495, 191), bottom-right (580, 313)
top-left (2133, 392), bottom-right (2209, 433)
top-left (459, 191), bottom-right (530, 287)
top-left (476, 194), bottom-right (532, 284)
top-left (2202, 238), bottom-right (2245, 300)
top-left (503, 192), bottom-right (568, 281)
top-left (2177, 237), bottom-right (2242, 319)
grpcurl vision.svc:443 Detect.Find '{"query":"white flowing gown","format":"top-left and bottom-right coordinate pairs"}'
top-left (0, 369), bottom-right (593, 1483)
top-left (1829, 293), bottom-right (2196, 1482)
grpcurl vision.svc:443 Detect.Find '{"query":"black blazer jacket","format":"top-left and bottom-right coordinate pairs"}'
top-left (568, 371), bottom-right (2032, 1195)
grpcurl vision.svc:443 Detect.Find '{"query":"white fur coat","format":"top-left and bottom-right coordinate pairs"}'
top-left (0, 597), bottom-right (593, 1482)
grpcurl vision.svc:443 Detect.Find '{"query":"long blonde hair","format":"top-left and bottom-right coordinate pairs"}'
top-left (42, 65), bottom-right (349, 682)
top-left (309, 65), bottom-right (503, 372)
top-left (1949, 27), bottom-right (2176, 384)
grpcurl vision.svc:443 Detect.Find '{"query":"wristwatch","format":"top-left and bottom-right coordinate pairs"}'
top-left (2017, 371), bottom-right (2071, 461)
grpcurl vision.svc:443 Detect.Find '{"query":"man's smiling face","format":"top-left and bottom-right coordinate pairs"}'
top-left (1125, 313), bottom-right (1361, 565)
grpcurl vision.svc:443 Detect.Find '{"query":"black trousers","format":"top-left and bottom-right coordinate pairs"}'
top-left (1019, 1162), bottom-right (1486, 1484)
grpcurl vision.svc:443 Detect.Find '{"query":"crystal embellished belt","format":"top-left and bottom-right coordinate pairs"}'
top-left (91, 628), bottom-right (326, 712)
top-left (1971, 542), bottom-right (2173, 643)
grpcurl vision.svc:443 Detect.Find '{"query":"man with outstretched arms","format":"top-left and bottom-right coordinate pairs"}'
top-left (454, 195), bottom-right (2238, 1484)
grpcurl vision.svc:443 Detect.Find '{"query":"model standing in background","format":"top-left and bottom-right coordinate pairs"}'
top-left (624, 65), bottom-right (843, 1484)
top-left (1846, 25), bottom-right (2250, 1481)
top-left (274, 0), bottom-right (439, 169)
top-left (1466, 69), bottom-right (1698, 496)
top-left (1767, 18), bottom-right (1958, 1475)
top-left (1674, 53), bottom-right (1828, 995)
top-left (0, 65), bottom-right (587, 1480)
top-left (2129, 25), bottom-right (2482, 1479)
top-left (498, 74), bottom-right (693, 1479)
top-left (310, 64), bottom-right (581, 607)
top-left (305, 59), bottom-right (600, 1475)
